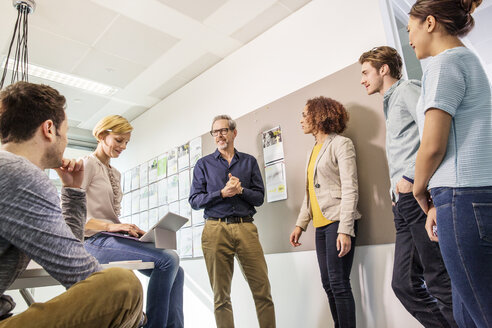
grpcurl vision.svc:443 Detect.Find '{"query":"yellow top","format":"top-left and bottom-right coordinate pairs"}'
top-left (308, 143), bottom-right (335, 228)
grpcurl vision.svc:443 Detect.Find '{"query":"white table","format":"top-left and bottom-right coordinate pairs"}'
top-left (8, 261), bottom-right (154, 305)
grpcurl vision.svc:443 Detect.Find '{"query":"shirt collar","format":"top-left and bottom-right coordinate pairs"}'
top-left (214, 148), bottom-right (240, 160)
top-left (383, 79), bottom-right (404, 102)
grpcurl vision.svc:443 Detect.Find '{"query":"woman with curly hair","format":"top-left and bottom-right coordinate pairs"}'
top-left (290, 96), bottom-right (361, 328)
top-left (408, 0), bottom-right (492, 326)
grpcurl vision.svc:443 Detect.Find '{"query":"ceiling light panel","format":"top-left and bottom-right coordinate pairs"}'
top-left (2, 59), bottom-right (118, 96)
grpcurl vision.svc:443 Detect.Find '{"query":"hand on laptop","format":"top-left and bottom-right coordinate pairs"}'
top-left (107, 223), bottom-right (145, 237)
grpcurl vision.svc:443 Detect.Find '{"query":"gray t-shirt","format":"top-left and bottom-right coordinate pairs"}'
top-left (0, 151), bottom-right (101, 314)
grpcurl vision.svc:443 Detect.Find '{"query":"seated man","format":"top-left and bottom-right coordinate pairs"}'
top-left (0, 82), bottom-right (143, 328)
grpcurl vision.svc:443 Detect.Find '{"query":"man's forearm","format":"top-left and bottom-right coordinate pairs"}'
top-left (61, 187), bottom-right (87, 241)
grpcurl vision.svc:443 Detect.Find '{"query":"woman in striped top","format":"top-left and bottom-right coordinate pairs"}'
top-left (408, 1), bottom-right (492, 327)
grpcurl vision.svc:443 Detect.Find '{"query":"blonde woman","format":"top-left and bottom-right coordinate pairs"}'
top-left (83, 115), bottom-right (184, 328)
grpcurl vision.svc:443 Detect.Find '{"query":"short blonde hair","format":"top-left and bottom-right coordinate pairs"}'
top-left (92, 115), bottom-right (133, 140)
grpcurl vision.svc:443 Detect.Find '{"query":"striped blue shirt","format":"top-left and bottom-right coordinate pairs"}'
top-left (416, 47), bottom-right (492, 189)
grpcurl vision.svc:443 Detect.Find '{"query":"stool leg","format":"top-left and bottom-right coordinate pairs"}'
top-left (19, 288), bottom-right (35, 306)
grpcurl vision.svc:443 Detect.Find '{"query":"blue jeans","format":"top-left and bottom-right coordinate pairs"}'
top-left (315, 221), bottom-right (357, 328)
top-left (392, 192), bottom-right (456, 328)
top-left (85, 234), bottom-right (184, 328)
top-left (431, 186), bottom-right (492, 328)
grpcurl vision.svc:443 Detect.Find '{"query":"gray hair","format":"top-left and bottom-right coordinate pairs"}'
top-left (211, 115), bottom-right (236, 130)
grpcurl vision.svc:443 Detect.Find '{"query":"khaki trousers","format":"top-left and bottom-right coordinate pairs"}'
top-left (0, 268), bottom-right (143, 328)
top-left (202, 220), bottom-right (276, 328)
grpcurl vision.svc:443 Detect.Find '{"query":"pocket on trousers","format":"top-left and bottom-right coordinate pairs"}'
top-left (201, 221), bottom-right (213, 244)
top-left (472, 203), bottom-right (492, 243)
top-left (244, 222), bottom-right (259, 238)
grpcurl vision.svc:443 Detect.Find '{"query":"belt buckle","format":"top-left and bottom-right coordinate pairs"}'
top-left (225, 216), bottom-right (240, 224)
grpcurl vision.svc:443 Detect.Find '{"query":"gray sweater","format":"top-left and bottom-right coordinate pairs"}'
top-left (0, 151), bottom-right (101, 314)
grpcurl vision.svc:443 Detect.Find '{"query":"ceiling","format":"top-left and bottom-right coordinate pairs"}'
top-left (0, 0), bottom-right (311, 148)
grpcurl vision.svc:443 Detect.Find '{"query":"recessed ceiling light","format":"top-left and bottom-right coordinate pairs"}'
top-left (1, 58), bottom-right (119, 96)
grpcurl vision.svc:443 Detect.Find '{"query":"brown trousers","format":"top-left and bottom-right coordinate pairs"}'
top-left (202, 220), bottom-right (276, 328)
top-left (1, 268), bottom-right (143, 328)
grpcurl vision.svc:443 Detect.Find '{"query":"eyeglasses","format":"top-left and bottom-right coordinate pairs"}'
top-left (210, 128), bottom-right (230, 137)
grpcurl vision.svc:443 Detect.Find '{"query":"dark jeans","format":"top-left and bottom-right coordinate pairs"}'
top-left (85, 234), bottom-right (184, 328)
top-left (432, 187), bottom-right (492, 328)
top-left (392, 192), bottom-right (457, 328)
top-left (315, 221), bottom-right (357, 328)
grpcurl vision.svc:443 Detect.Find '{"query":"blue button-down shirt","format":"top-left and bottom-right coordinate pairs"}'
top-left (189, 149), bottom-right (265, 218)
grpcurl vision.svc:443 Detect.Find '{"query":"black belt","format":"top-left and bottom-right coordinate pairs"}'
top-left (206, 216), bottom-right (254, 224)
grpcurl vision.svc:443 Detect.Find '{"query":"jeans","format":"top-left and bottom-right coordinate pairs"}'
top-left (201, 220), bottom-right (275, 328)
top-left (85, 234), bottom-right (184, 328)
top-left (431, 186), bottom-right (492, 328)
top-left (392, 192), bottom-right (456, 327)
top-left (0, 268), bottom-right (143, 328)
top-left (315, 221), bottom-right (357, 328)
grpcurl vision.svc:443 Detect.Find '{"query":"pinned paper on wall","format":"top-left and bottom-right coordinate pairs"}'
top-left (148, 183), bottom-right (158, 209)
top-left (167, 148), bottom-right (178, 176)
top-left (193, 225), bottom-right (204, 257)
top-left (157, 153), bottom-right (167, 179)
top-left (189, 137), bottom-right (202, 167)
top-left (139, 186), bottom-right (149, 211)
top-left (123, 170), bottom-right (132, 194)
top-left (167, 175), bottom-right (179, 203)
top-left (262, 126), bottom-right (284, 165)
top-left (131, 190), bottom-right (140, 214)
top-left (178, 143), bottom-right (190, 172)
top-left (192, 208), bottom-right (205, 226)
top-left (178, 227), bottom-right (193, 258)
top-left (131, 167), bottom-right (140, 191)
top-left (265, 161), bottom-right (288, 202)
top-left (178, 170), bottom-right (190, 200)
top-left (148, 158), bottom-right (158, 183)
top-left (139, 163), bottom-right (148, 187)
top-left (157, 178), bottom-right (168, 206)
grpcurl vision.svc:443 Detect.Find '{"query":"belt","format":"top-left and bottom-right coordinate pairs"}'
top-left (206, 216), bottom-right (254, 224)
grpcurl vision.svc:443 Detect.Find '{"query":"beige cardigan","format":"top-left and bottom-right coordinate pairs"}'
top-left (296, 134), bottom-right (361, 237)
top-left (81, 155), bottom-right (122, 237)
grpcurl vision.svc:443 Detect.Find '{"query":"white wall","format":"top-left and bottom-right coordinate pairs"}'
top-left (182, 244), bottom-right (422, 328)
top-left (114, 0), bottom-right (388, 171)
top-left (114, 0), bottom-right (423, 327)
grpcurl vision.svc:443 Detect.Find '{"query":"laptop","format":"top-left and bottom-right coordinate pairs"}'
top-left (100, 212), bottom-right (188, 249)
top-left (139, 212), bottom-right (189, 249)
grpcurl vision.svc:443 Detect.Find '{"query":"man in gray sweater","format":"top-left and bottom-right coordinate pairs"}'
top-left (0, 82), bottom-right (143, 327)
top-left (359, 47), bottom-right (456, 328)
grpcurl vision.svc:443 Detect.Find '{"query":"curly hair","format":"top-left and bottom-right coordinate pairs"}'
top-left (305, 96), bottom-right (349, 134)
